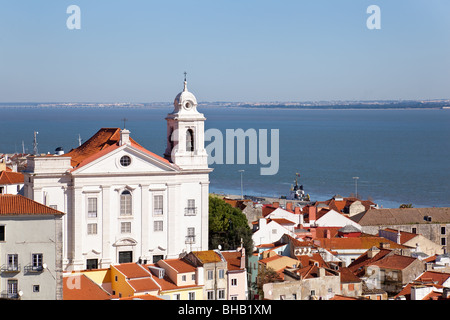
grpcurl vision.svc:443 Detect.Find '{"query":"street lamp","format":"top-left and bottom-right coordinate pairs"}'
top-left (353, 177), bottom-right (359, 199)
top-left (238, 170), bottom-right (245, 200)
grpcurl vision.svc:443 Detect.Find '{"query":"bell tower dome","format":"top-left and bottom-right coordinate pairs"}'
top-left (164, 73), bottom-right (208, 170)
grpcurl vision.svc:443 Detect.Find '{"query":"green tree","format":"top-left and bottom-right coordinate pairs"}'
top-left (209, 195), bottom-right (253, 254)
top-left (255, 267), bottom-right (283, 299)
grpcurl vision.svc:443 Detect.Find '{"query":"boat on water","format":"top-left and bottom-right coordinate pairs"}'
top-left (287, 173), bottom-right (310, 201)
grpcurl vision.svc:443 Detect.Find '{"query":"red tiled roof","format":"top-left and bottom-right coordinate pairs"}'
top-left (369, 254), bottom-right (417, 270)
top-left (339, 267), bottom-right (361, 283)
top-left (63, 128), bottom-right (171, 171)
top-left (192, 250), bottom-right (222, 264)
top-left (119, 294), bottom-right (164, 300)
top-left (221, 251), bottom-right (244, 271)
top-left (348, 248), bottom-right (392, 275)
top-left (158, 259), bottom-right (196, 273)
top-left (314, 236), bottom-right (407, 251)
top-left (63, 274), bottom-right (111, 300)
top-left (0, 194), bottom-right (64, 216)
top-left (64, 128), bottom-right (125, 167)
top-left (417, 271), bottom-right (450, 285)
top-left (0, 170), bottom-right (24, 185)
top-left (394, 271), bottom-right (450, 300)
top-left (128, 277), bottom-right (160, 292)
top-left (113, 263), bottom-right (151, 279)
top-left (382, 228), bottom-right (418, 244)
top-left (269, 218), bottom-right (296, 225)
top-left (296, 253), bottom-right (328, 268)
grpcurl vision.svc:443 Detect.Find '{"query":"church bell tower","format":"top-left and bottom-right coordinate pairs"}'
top-left (164, 74), bottom-right (208, 170)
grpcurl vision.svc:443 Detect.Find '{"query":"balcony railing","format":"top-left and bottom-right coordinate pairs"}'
top-left (0, 264), bottom-right (20, 273)
top-left (24, 264), bottom-right (44, 274)
top-left (0, 291), bottom-right (20, 299)
top-left (184, 207), bottom-right (197, 216)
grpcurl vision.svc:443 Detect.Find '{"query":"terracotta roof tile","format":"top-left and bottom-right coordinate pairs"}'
top-left (119, 294), bottom-right (164, 300)
top-left (221, 251), bottom-right (243, 271)
top-left (158, 259), bottom-right (196, 273)
top-left (63, 128), bottom-right (172, 171)
top-left (64, 128), bottom-right (124, 168)
top-left (314, 236), bottom-right (407, 251)
top-left (128, 277), bottom-right (160, 292)
top-left (113, 263), bottom-right (151, 279)
top-left (0, 194), bottom-right (64, 216)
top-left (370, 254), bottom-right (418, 270)
top-left (192, 250), bottom-right (222, 264)
top-left (340, 267), bottom-right (361, 283)
top-left (63, 274), bottom-right (111, 300)
top-left (0, 171), bottom-right (24, 185)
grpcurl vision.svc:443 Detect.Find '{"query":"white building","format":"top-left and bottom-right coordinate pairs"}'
top-left (23, 79), bottom-right (212, 271)
top-left (0, 194), bottom-right (63, 300)
top-left (0, 170), bottom-right (24, 195)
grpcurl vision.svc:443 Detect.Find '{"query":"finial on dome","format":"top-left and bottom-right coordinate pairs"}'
top-left (183, 71), bottom-right (187, 92)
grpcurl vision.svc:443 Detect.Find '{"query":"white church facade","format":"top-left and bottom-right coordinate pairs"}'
top-left (23, 79), bottom-right (212, 271)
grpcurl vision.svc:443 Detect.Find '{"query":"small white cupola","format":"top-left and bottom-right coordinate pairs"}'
top-left (172, 72), bottom-right (199, 115)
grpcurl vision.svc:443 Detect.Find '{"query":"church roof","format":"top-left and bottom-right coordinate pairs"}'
top-left (63, 128), bottom-right (172, 170)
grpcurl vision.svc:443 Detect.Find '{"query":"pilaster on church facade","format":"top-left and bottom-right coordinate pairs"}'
top-left (22, 79), bottom-right (212, 271)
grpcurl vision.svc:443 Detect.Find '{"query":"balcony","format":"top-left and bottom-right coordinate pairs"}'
top-left (24, 264), bottom-right (44, 274)
top-left (0, 264), bottom-right (20, 273)
top-left (0, 291), bottom-right (20, 300)
top-left (184, 207), bottom-right (197, 216)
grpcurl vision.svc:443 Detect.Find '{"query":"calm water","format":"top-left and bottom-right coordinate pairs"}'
top-left (1, 106), bottom-right (449, 208)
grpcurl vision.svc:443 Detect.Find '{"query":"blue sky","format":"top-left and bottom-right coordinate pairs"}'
top-left (0, 0), bottom-right (449, 102)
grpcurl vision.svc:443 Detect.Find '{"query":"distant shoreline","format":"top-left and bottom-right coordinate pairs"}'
top-left (0, 100), bottom-right (448, 111)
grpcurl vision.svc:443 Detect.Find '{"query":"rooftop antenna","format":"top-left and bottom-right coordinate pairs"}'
top-left (78, 134), bottom-right (82, 146)
top-left (122, 118), bottom-right (128, 129)
top-left (33, 131), bottom-right (39, 155)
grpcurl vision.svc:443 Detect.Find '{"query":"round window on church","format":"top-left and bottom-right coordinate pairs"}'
top-left (120, 155), bottom-right (132, 167)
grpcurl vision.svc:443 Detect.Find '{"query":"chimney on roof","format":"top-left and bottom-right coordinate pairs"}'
top-left (120, 129), bottom-right (130, 145)
top-left (286, 202), bottom-right (293, 212)
top-left (308, 206), bottom-right (317, 224)
top-left (380, 242), bottom-right (390, 249)
top-left (397, 230), bottom-right (401, 244)
top-left (318, 267), bottom-right (326, 278)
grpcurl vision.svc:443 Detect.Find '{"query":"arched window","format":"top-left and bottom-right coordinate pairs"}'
top-left (186, 129), bottom-right (194, 152)
top-left (120, 190), bottom-right (132, 216)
